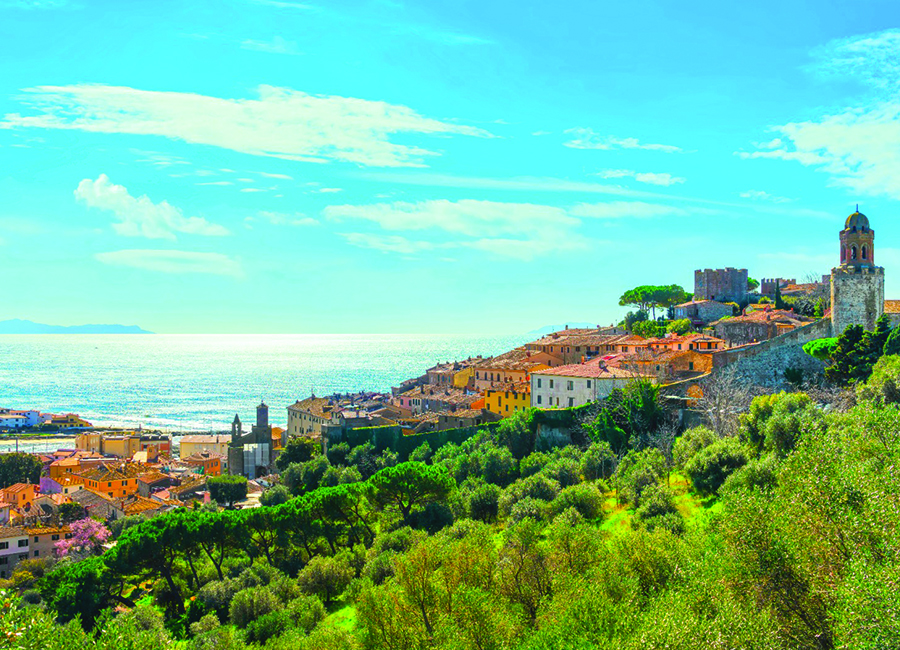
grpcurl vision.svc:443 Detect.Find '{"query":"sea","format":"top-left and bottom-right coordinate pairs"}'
top-left (0, 334), bottom-right (526, 436)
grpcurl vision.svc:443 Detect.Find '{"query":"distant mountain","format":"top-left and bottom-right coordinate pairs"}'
top-left (524, 322), bottom-right (603, 337)
top-left (0, 319), bottom-right (152, 334)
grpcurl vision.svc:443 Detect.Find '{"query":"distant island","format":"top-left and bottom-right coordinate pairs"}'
top-left (0, 319), bottom-right (152, 334)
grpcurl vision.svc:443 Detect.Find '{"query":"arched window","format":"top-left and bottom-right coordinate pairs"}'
top-left (841, 246), bottom-right (846, 261)
top-left (851, 245), bottom-right (858, 260)
top-left (862, 245), bottom-right (868, 260)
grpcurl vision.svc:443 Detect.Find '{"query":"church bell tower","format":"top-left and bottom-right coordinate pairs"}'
top-left (831, 209), bottom-right (884, 334)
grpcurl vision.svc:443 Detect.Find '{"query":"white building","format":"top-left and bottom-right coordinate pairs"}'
top-left (0, 414), bottom-right (28, 430)
top-left (530, 359), bottom-right (656, 409)
top-left (0, 528), bottom-right (30, 579)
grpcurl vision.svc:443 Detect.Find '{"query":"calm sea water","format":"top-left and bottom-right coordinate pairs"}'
top-left (0, 334), bottom-right (525, 433)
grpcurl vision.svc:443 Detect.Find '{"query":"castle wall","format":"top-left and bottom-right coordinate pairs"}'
top-left (709, 318), bottom-right (831, 388)
top-left (830, 266), bottom-right (884, 334)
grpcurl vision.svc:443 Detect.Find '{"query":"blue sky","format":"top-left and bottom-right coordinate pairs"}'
top-left (2, 0), bottom-right (900, 333)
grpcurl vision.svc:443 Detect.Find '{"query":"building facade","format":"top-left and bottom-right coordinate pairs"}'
top-left (694, 267), bottom-right (749, 303)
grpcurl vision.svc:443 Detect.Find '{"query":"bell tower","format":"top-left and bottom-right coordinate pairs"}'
top-left (831, 208), bottom-right (884, 334)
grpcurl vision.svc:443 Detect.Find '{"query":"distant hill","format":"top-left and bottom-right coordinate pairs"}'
top-left (0, 319), bottom-right (152, 334)
top-left (524, 322), bottom-right (603, 337)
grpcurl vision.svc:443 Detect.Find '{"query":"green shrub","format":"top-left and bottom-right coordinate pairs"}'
top-left (297, 555), bottom-right (354, 606)
top-left (519, 451), bottom-right (549, 478)
top-left (672, 426), bottom-right (717, 469)
top-left (467, 482), bottom-right (501, 522)
top-left (684, 437), bottom-right (748, 496)
top-left (228, 586), bottom-right (281, 628)
top-left (543, 458), bottom-right (580, 488)
top-left (858, 355), bottom-right (900, 405)
top-left (245, 609), bottom-right (291, 644)
top-left (721, 454), bottom-right (779, 494)
top-left (803, 337), bottom-right (838, 361)
top-left (499, 474), bottom-right (561, 516)
top-left (285, 594), bottom-right (326, 633)
top-left (579, 441), bottom-right (616, 481)
top-left (509, 497), bottom-right (547, 523)
top-left (549, 483), bottom-right (604, 520)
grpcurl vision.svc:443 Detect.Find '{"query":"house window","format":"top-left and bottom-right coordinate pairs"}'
top-left (0, 542), bottom-right (7, 550)
top-left (568, 398), bottom-right (574, 407)
top-left (689, 362), bottom-right (695, 370)
top-left (33, 550), bottom-right (39, 557)
top-left (536, 378), bottom-right (541, 388)
top-left (537, 395), bottom-right (542, 404)
top-left (587, 380), bottom-right (592, 388)
top-left (18, 554), bottom-right (26, 561)
top-left (549, 380), bottom-right (554, 389)
top-left (567, 381), bottom-right (574, 390)
top-left (0, 558), bottom-right (6, 566)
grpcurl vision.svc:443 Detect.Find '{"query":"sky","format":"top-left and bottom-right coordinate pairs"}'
top-left (2, 0), bottom-right (900, 334)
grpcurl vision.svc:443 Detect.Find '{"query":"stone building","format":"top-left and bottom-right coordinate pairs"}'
top-left (673, 299), bottom-right (733, 324)
top-left (228, 402), bottom-right (278, 480)
top-left (694, 267), bottom-right (749, 303)
top-left (831, 210), bottom-right (884, 334)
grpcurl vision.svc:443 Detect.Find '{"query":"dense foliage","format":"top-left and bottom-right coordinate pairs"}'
top-left (14, 369), bottom-right (900, 649)
top-left (0, 452), bottom-right (42, 488)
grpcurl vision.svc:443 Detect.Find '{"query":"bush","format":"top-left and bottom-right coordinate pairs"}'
top-left (672, 426), bottom-right (717, 469)
top-left (544, 458), bottom-right (580, 488)
top-left (633, 484), bottom-right (681, 529)
top-left (666, 318), bottom-right (691, 335)
top-left (326, 442), bottom-right (351, 466)
top-left (549, 483), bottom-right (604, 520)
top-left (207, 475), bottom-right (248, 507)
top-left (499, 473), bottom-right (561, 516)
top-left (285, 594), bottom-right (326, 633)
top-left (721, 454), bottom-right (779, 494)
top-left (362, 551), bottom-right (397, 585)
top-left (408, 442), bottom-right (433, 464)
top-left (228, 586), bottom-right (281, 628)
top-left (245, 609), bottom-right (291, 644)
top-left (197, 579), bottom-right (241, 620)
top-left (467, 482), bottom-right (501, 522)
top-left (297, 555), bottom-right (354, 606)
top-left (509, 497), bottom-right (547, 523)
top-left (803, 337), bottom-right (839, 362)
top-left (259, 484), bottom-right (291, 507)
top-left (409, 501), bottom-right (454, 534)
top-left (858, 355), bottom-right (900, 405)
top-left (684, 437), bottom-right (748, 496)
top-left (579, 441), bottom-right (616, 481)
top-left (519, 452), bottom-right (549, 478)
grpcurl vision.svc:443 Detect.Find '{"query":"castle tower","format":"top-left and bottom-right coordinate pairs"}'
top-left (831, 209), bottom-right (884, 334)
top-left (256, 401), bottom-right (269, 428)
top-left (231, 413), bottom-right (243, 444)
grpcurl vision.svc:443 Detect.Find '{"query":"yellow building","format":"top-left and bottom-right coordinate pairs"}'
top-left (75, 432), bottom-right (171, 459)
top-left (452, 367), bottom-right (475, 389)
top-left (484, 383), bottom-right (531, 416)
top-left (51, 414), bottom-right (92, 429)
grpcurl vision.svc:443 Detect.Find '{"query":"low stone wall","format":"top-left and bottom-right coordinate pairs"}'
top-left (710, 318), bottom-right (832, 388)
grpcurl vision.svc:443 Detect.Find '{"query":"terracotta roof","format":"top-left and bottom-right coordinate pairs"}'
top-left (2, 483), bottom-right (33, 493)
top-left (183, 452), bottom-right (224, 463)
top-left (674, 299), bottom-right (729, 307)
top-left (0, 527), bottom-right (28, 539)
top-left (25, 525), bottom-right (70, 536)
top-left (885, 300), bottom-right (900, 314)
top-left (287, 397), bottom-right (332, 419)
top-left (475, 347), bottom-right (549, 371)
top-left (179, 435), bottom-right (231, 445)
top-left (534, 358), bottom-right (653, 379)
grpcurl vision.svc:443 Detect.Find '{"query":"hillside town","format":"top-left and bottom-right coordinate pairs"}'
top-left (0, 210), bottom-right (894, 582)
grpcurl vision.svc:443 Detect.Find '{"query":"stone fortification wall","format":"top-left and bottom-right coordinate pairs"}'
top-left (710, 318), bottom-right (832, 388)
top-left (831, 265), bottom-right (884, 334)
top-left (695, 267), bottom-right (748, 303)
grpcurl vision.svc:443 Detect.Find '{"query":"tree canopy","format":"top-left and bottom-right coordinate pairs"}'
top-left (619, 284), bottom-right (691, 319)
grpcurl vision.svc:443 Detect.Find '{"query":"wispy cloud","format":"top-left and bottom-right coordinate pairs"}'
top-left (739, 190), bottom-right (792, 203)
top-left (75, 174), bottom-right (229, 240)
top-left (257, 171), bottom-right (293, 180)
top-left (596, 169), bottom-right (685, 186)
top-left (739, 30), bottom-right (900, 201)
top-left (95, 250), bottom-right (242, 277)
top-left (241, 36), bottom-right (302, 55)
top-left (569, 201), bottom-right (687, 219)
top-left (341, 233), bottom-right (437, 254)
top-left (255, 211), bottom-right (318, 226)
top-left (326, 198), bottom-right (680, 260)
top-left (197, 181), bottom-right (234, 186)
top-left (564, 128), bottom-right (682, 153)
top-left (2, 84), bottom-right (490, 167)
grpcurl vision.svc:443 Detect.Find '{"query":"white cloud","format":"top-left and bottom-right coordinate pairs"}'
top-left (2, 84), bottom-right (490, 167)
top-left (596, 169), bottom-right (685, 186)
top-left (240, 188), bottom-right (266, 192)
top-left (341, 233), bottom-right (437, 254)
top-left (95, 249), bottom-right (242, 277)
top-left (75, 174), bottom-right (229, 239)
top-left (256, 211), bottom-right (318, 226)
top-left (257, 171), bottom-right (293, 179)
top-left (314, 187), bottom-right (342, 193)
top-left (197, 181), bottom-right (234, 186)
top-left (739, 30), bottom-right (900, 200)
top-left (326, 198), bottom-right (680, 260)
top-left (325, 199), bottom-right (576, 237)
top-left (241, 36), bottom-right (302, 56)
top-left (569, 201), bottom-right (687, 219)
top-left (564, 128), bottom-right (682, 153)
top-left (739, 190), bottom-right (793, 203)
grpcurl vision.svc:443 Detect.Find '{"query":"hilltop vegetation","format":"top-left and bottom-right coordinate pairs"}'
top-left (4, 375), bottom-right (900, 649)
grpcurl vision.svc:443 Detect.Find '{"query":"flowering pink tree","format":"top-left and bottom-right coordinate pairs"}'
top-left (54, 518), bottom-right (111, 558)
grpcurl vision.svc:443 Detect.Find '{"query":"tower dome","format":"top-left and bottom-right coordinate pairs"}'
top-left (844, 210), bottom-right (870, 231)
